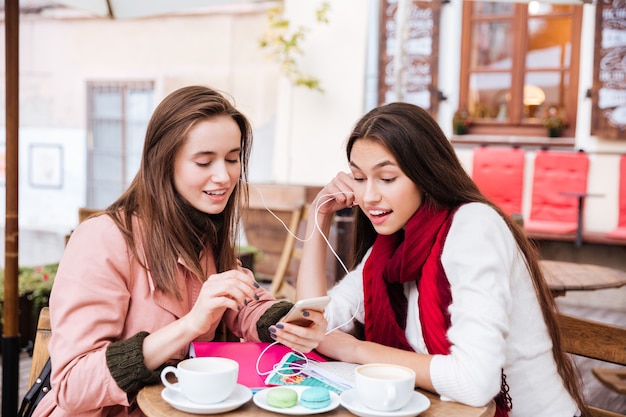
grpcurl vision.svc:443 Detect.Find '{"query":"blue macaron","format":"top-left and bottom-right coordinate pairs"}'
top-left (300, 387), bottom-right (331, 409)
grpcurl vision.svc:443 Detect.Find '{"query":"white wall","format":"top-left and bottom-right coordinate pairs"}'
top-left (273, 0), bottom-right (369, 185)
top-left (1, 1), bottom-right (624, 267)
top-left (0, 127), bottom-right (86, 266)
top-left (437, 0), bottom-right (464, 137)
top-left (0, 127), bottom-right (85, 233)
top-left (1, 6), bottom-right (282, 266)
top-left (18, 128), bottom-right (86, 234)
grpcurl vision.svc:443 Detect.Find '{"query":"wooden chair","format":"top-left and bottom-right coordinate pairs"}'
top-left (28, 307), bottom-right (51, 388)
top-left (242, 184), bottom-right (309, 301)
top-left (78, 207), bottom-right (101, 223)
top-left (268, 204), bottom-right (308, 301)
top-left (244, 202), bottom-right (308, 302)
top-left (65, 207), bottom-right (102, 245)
top-left (557, 313), bottom-right (626, 417)
top-left (471, 146), bottom-right (525, 218)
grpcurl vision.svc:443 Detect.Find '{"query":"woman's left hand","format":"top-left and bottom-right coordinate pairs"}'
top-left (268, 310), bottom-right (328, 353)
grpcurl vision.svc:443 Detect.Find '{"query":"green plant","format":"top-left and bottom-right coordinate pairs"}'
top-left (236, 245), bottom-right (263, 274)
top-left (237, 244), bottom-right (261, 256)
top-left (542, 105), bottom-right (567, 131)
top-left (258, 2), bottom-right (330, 92)
top-left (0, 263), bottom-right (58, 322)
top-left (452, 107), bottom-right (472, 134)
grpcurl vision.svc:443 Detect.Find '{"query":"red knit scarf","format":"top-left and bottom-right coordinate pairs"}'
top-left (363, 203), bottom-right (511, 417)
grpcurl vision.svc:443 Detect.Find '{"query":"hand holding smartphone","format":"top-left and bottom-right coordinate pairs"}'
top-left (280, 295), bottom-right (331, 327)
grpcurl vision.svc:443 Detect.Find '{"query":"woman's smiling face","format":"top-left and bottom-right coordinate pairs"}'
top-left (173, 115), bottom-right (241, 215)
top-left (349, 138), bottom-right (423, 235)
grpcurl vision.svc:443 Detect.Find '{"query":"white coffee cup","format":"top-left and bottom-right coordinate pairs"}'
top-left (354, 363), bottom-right (416, 411)
top-left (160, 357), bottom-right (239, 404)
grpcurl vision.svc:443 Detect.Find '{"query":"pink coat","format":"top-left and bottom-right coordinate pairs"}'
top-left (34, 214), bottom-right (277, 416)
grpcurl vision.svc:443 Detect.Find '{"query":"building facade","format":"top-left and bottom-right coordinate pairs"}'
top-left (0, 0), bottom-right (624, 266)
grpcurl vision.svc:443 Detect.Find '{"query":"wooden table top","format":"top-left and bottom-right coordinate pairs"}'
top-left (540, 260), bottom-right (626, 296)
top-left (137, 383), bottom-right (495, 417)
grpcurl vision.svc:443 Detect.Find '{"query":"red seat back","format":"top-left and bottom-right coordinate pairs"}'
top-left (529, 150), bottom-right (589, 224)
top-left (472, 146), bottom-right (525, 215)
top-left (618, 155), bottom-right (626, 228)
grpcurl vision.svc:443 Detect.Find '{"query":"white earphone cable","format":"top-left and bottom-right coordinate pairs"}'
top-left (247, 183), bottom-right (361, 378)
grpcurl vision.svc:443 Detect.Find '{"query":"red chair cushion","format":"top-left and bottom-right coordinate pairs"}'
top-left (606, 226), bottom-right (626, 240)
top-left (523, 219), bottom-right (578, 234)
top-left (526, 150), bottom-right (589, 234)
top-left (472, 147), bottom-right (525, 216)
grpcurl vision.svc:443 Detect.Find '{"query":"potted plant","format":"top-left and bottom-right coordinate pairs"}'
top-left (236, 245), bottom-right (262, 273)
top-left (452, 107), bottom-right (472, 135)
top-left (0, 263), bottom-right (57, 351)
top-left (542, 105), bottom-right (567, 137)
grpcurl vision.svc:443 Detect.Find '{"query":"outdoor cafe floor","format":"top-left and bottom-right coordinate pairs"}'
top-left (0, 287), bottom-right (624, 414)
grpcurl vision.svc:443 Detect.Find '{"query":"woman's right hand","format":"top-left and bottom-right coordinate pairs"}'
top-left (185, 266), bottom-right (260, 337)
top-left (297, 172), bottom-right (356, 301)
top-left (313, 172), bottom-right (356, 216)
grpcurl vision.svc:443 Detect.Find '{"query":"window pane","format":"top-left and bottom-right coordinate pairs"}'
top-left (527, 16), bottom-right (572, 69)
top-left (92, 120), bottom-right (122, 152)
top-left (125, 89), bottom-right (153, 184)
top-left (472, 2), bottom-right (514, 16)
top-left (92, 90), bottom-right (122, 119)
top-left (92, 183), bottom-right (122, 208)
top-left (524, 71), bottom-right (569, 121)
top-left (126, 89), bottom-right (154, 120)
top-left (87, 82), bottom-right (153, 208)
top-left (522, 84), bottom-right (546, 120)
top-left (469, 72), bottom-right (511, 120)
top-left (528, 3), bottom-right (574, 16)
top-left (93, 153), bottom-right (122, 182)
top-left (471, 21), bottom-right (512, 68)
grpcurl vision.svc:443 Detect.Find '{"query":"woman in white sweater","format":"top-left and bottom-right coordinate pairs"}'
top-left (296, 102), bottom-right (588, 417)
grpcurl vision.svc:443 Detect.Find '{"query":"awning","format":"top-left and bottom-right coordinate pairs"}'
top-left (53, 0), bottom-right (274, 19)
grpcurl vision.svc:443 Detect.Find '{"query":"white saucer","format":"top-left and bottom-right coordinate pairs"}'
top-left (161, 384), bottom-right (252, 414)
top-left (253, 386), bottom-right (341, 415)
top-left (340, 389), bottom-right (430, 417)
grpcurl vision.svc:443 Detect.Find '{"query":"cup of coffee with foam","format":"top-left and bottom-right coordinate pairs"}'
top-left (354, 363), bottom-right (416, 411)
top-left (160, 357), bottom-right (238, 404)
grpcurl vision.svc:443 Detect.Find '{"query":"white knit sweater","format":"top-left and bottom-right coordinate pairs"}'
top-left (326, 203), bottom-right (579, 417)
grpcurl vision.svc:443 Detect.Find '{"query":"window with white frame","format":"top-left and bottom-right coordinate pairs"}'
top-left (86, 82), bottom-right (154, 208)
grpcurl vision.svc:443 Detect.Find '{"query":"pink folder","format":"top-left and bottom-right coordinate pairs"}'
top-left (189, 342), bottom-right (326, 390)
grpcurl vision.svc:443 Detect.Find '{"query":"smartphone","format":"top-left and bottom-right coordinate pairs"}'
top-left (280, 295), bottom-right (331, 327)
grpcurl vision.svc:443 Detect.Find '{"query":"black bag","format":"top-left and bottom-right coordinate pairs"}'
top-left (18, 358), bottom-right (51, 417)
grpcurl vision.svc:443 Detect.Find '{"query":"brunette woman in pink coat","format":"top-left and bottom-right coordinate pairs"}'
top-left (34, 86), bottom-right (327, 416)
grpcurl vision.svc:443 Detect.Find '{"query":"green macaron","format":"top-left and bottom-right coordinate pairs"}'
top-left (300, 387), bottom-right (331, 409)
top-left (266, 387), bottom-right (298, 408)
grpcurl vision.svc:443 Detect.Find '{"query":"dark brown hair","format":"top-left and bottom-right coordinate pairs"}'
top-left (347, 102), bottom-right (588, 416)
top-left (104, 85), bottom-right (252, 298)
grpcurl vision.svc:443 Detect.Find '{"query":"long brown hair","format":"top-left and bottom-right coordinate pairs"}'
top-left (347, 102), bottom-right (588, 416)
top-left (105, 85), bottom-right (252, 298)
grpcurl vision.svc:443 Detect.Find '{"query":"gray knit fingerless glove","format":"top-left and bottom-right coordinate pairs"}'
top-left (105, 331), bottom-right (161, 394)
top-left (256, 301), bottom-right (293, 342)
